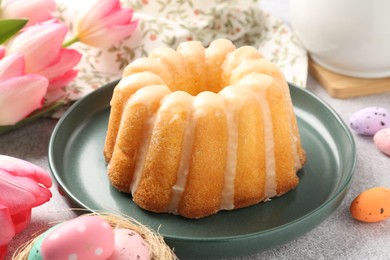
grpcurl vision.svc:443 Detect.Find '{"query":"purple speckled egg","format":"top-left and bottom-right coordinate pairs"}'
top-left (374, 128), bottom-right (390, 156)
top-left (349, 107), bottom-right (390, 135)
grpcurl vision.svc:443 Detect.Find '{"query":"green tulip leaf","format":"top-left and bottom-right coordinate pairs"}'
top-left (0, 101), bottom-right (65, 135)
top-left (0, 19), bottom-right (28, 44)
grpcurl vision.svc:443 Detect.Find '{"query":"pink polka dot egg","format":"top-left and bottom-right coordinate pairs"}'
top-left (28, 215), bottom-right (152, 260)
top-left (28, 216), bottom-right (115, 260)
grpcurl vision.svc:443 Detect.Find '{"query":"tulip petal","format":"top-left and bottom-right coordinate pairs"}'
top-left (0, 155), bottom-right (52, 188)
top-left (0, 204), bottom-right (15, 245)
top-left (0, 75), bottom-right (48, 125)
top-left (11, 209), bottom-right (32, 234)
top-left (0, 156), bottom-right (52, 210)
top-left (37, 48), bottom-right (81, 81)
top-left (75, 0), bottom-right (119, 33)
top-left (74, 0), bottom-right (137, 47)
top-left (2, 0), bottom-right (56, 26)
top-left (0, 47), bottom-right (5, 60)
top-left (47, 69), bottom-right (78, 91)
top-left (0, 156), bottom-right (51, 230)
top-left (104, 9), bottom-right (134, 27)
top-left (7, 21), bottom-right (68, 73)
top-left (81, 20), bottom-right (138, 48)
top-left (0, 169), bottom-right (42, 214)
top-left (0, 245), bottom-right (7, 260)
top-left (80, 8), bottom-right (133, 36)
top-left (0, 53), bottom-right (24, 81)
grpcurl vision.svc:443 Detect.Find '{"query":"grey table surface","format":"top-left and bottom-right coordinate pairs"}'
top-left (2, 1), bottom-right (390, 259)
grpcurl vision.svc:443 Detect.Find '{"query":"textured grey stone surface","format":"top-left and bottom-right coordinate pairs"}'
top-left (2, 1), bottom-right (390, 259)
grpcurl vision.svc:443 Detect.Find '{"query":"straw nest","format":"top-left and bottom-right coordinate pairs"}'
top-left (12, 211), bottom-right (178, 260)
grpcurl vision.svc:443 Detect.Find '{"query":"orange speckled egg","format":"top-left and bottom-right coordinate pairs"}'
top-left (350, 187), bottom-right (390, 223)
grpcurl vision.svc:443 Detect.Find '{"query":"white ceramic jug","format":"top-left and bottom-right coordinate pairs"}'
top-left (290, 0), bottom-right (390, 78)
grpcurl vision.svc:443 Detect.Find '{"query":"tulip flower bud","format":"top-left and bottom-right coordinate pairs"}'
top-left (72, 0), bottom-right (138, 48)
top-left (0, 53), bottom-right (48, 126)
top-left (0, 0), bottom-right (56, 26)
top-left (7, 20), bottom-right (82, 93)
top-left (0, 155), bottom-right (52, 258)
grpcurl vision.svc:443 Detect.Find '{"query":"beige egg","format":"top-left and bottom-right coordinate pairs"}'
top-left (350, 187), bottom-right (390, 223)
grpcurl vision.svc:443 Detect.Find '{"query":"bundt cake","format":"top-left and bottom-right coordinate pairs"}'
top-left (104, 39), bottom-right (306, 219)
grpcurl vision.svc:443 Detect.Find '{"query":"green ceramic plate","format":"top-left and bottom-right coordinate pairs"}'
top-left (48, 81), bottom-right (356, 259)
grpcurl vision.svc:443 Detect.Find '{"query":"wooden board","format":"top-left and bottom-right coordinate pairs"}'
top-left (309, 58), bottom-right (390, 99)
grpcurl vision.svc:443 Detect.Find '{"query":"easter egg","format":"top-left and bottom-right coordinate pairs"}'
top-left (350, 187), bottom-right (390, 223)
top-left (373, 128), bottom-right (390, 156)
top-left (29, 225), bottom-right (61, 260)
top-left (108, 228), bottom-right (151, 260)
top-left (349, 107), bottom-right (390, 135)
top-left (29, 216), bottom-right (115, 260)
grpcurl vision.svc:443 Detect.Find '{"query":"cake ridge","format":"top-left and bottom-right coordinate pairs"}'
top-left (104, 72), bottom-right (165, 163)
top-left (129, 85), bottom-right (171, 195)
top-left (167, 92), bottom-right (196, 214)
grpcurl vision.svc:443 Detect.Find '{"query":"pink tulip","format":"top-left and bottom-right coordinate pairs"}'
top-left (1, 0), bottom-right (56, 26)
top-left (72, 0), bottom-right (138, 48)
top-left (0, 48), bottom-right (5, 60)
top-left (7, 20), bottom-right (82, 93)
top-left (0, 53), bottom-right (48, 126)
top-left (0, 155), bottom-right (52, 258)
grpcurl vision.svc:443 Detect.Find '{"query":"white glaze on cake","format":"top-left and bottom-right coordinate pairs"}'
top-left (167, 92), bottom-right (195, 213)
top-left (220, 92), bottom-right (239, 210)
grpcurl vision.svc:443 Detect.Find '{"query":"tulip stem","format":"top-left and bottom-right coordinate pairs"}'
top-left (62, 36), bottom-right (79, 47)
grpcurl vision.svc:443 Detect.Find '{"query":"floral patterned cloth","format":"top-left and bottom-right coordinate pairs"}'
top-left (54, 0), bottom-right (307, 105)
